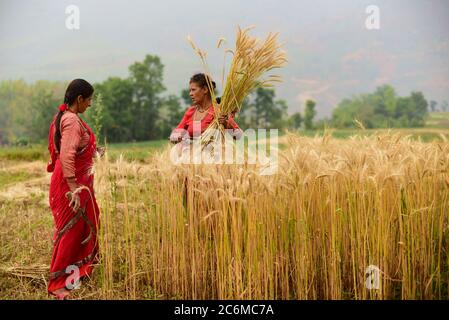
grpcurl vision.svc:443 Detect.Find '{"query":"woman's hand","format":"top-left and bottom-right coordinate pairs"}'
top-left (233, 128), bottom-right (243, 140)
top-left (169, 131), bottom-right (183, 144)
top-left (218, 115), bottom-right (229, 128)
top-left (67, 192), bottom-right (81, 212)
top-left (66, 177), bottom-right (81, 212)
top-left (96, 146), bottom-right (105, 158)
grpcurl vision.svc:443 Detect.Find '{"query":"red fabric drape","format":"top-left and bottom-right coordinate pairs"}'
top-left (175, 105), bottom-right (240, 138)
top-left (46, 113), bottom-right (100, 294)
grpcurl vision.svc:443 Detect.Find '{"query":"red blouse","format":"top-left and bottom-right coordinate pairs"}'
top-left (174, 105), bottom-right (240, 138)
top-left (58, 112), bottom-right (91, 191)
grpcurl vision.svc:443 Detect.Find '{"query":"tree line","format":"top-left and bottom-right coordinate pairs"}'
top-left (0, 54), bottom-right (305, 145)
top-left (0, 54), bottom-right (438, 146)
top-left (330, 85), bottom-right (431, 129)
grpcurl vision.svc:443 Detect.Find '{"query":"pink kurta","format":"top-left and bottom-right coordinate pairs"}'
top-left (174, 105), bottom-right (240, 138)
top-left (59, 112), bottom-right (90, 179)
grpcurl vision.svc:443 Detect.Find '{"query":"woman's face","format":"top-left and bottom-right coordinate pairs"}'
top-left (77, 95), bottom-right (93, 113)
top-left (189, 82), bottom-right (209, 106)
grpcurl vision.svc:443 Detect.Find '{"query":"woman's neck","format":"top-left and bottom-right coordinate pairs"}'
top-left (198, 98), bottom-right (211, 111)
top-left (67, 104), bottom-right (78, 114)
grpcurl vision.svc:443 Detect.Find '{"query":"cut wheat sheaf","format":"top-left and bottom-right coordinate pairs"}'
top-left (187, 26), bottom-right (287, 147)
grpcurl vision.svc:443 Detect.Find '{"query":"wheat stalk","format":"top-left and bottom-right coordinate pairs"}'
top-left (188, 26), bottom-right (287, 147)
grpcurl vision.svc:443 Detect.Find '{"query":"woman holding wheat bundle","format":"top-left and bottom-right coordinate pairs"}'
top-left (173, 27), bottom-right (286, 152)
top-left (46, 79), bottom-right (102, 299)
top-left (169, 73), bottom-right (243, 144)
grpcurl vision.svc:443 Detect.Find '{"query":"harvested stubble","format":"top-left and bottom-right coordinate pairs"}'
top-left (0, 264), bottom-right (49, 281)
top-left (91, 132), bottom-right (449, 299)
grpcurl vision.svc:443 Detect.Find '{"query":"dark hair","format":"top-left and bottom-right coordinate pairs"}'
top-left (190, 73), bottom-right (215, 90)
top-left (190, 73), bottom-right (222, 103)
top-left (54, 79), bottom-right (94, 152)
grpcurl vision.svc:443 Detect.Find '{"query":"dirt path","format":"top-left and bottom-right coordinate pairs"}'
top-left (0, 161), bottom-right (50, 203)
top-left (0, 161), bottom-right (46, 174)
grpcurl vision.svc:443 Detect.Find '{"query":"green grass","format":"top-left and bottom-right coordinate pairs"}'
top-left (105, 140), bottom-right (169, 162)
top-left (0, 140), bottom-right (170, 163)
top-left (0, 145), bottom-right (48, 162)
top-left (425, 112), bottom-right (449, 128)
top-left (0, 171), bottom-right (39, 189)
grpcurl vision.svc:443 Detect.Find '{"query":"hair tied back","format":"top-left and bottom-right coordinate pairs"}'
top-left (59, 103), bottom-right (68, 112)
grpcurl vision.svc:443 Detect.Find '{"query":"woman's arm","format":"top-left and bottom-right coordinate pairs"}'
top-left (170, 107), bottom-right (194, 143)
top-left (219, 113), bottom-right (243, 140)
top-left (59, 113), bottom-right (83, 191)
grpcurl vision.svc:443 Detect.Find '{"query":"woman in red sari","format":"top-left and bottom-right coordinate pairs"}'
top-left (169, 73), bottom-right (243, 143)
top-left (46, 79), bottom-right (101, 299)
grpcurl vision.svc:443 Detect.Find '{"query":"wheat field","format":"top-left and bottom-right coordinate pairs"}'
top-left (0, 131), bottom-right (448, 299)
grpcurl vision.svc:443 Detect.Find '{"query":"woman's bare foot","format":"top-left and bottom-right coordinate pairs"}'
top-left (52, 288), bottom-right (71, 300)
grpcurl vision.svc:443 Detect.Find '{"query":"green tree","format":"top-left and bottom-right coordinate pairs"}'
top-left (155, 95), bottom-right (183, 139)
top-left (395, 92), bottom-right (427, 127)
top-left (129, 54), bottom-right (166, 140)
top-left (315, 118), bottom-right (332, 130)
top-left (181, 88), bottom-right (191, 107)
top-left (89, 93), bottom-right (105, 142)
top-left (288, 112), bottom-right (303, 130)
top-left (93, 77), bottom-right (134, 142)
top-left (332, 85), bottom-right (429, 128)
top-left (233, 88), bottom-right (288, 130)
top-left (409, 91), bottom-right (428, 126)
top-left (429, 100), bottom-right (437, 112)
top-left (0, 81), bottom-right (15, 144)
top-left (374, 85), bottom-right (396, 116)
top-left (30, 89), bottom-right (59, 142)
top-left (5, 80), bottom-right (33, 142)
top-left (253, 87), bottom-right (275, 128)
top-left (272, 99), bottom-right (289, 129)
top-left (233, 97), bottom-right (251, 130)
top-left (331, 98), bottom-right (359, 128)
top-left (304, 99), bottom-right (317, 130)
top-left (249, 88), bottom-right (287, 129)
top-left (0, 80), bottom-right (63, 143)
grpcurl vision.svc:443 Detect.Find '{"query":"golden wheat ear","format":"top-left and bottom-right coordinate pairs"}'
top-left (187, 26), bottom-right (287, 149)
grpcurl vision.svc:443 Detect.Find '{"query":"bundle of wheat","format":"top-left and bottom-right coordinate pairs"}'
top-left (188, 26), bottom-right (287, 146)
top-left (0, 264), bottom-right (49, 281)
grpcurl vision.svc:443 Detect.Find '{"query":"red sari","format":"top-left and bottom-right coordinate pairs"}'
top-left (46, 114), bottom-right (100, 294)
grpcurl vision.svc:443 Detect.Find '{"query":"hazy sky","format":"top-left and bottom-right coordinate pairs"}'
top-left (1, 0), bottom-right (449, 118)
